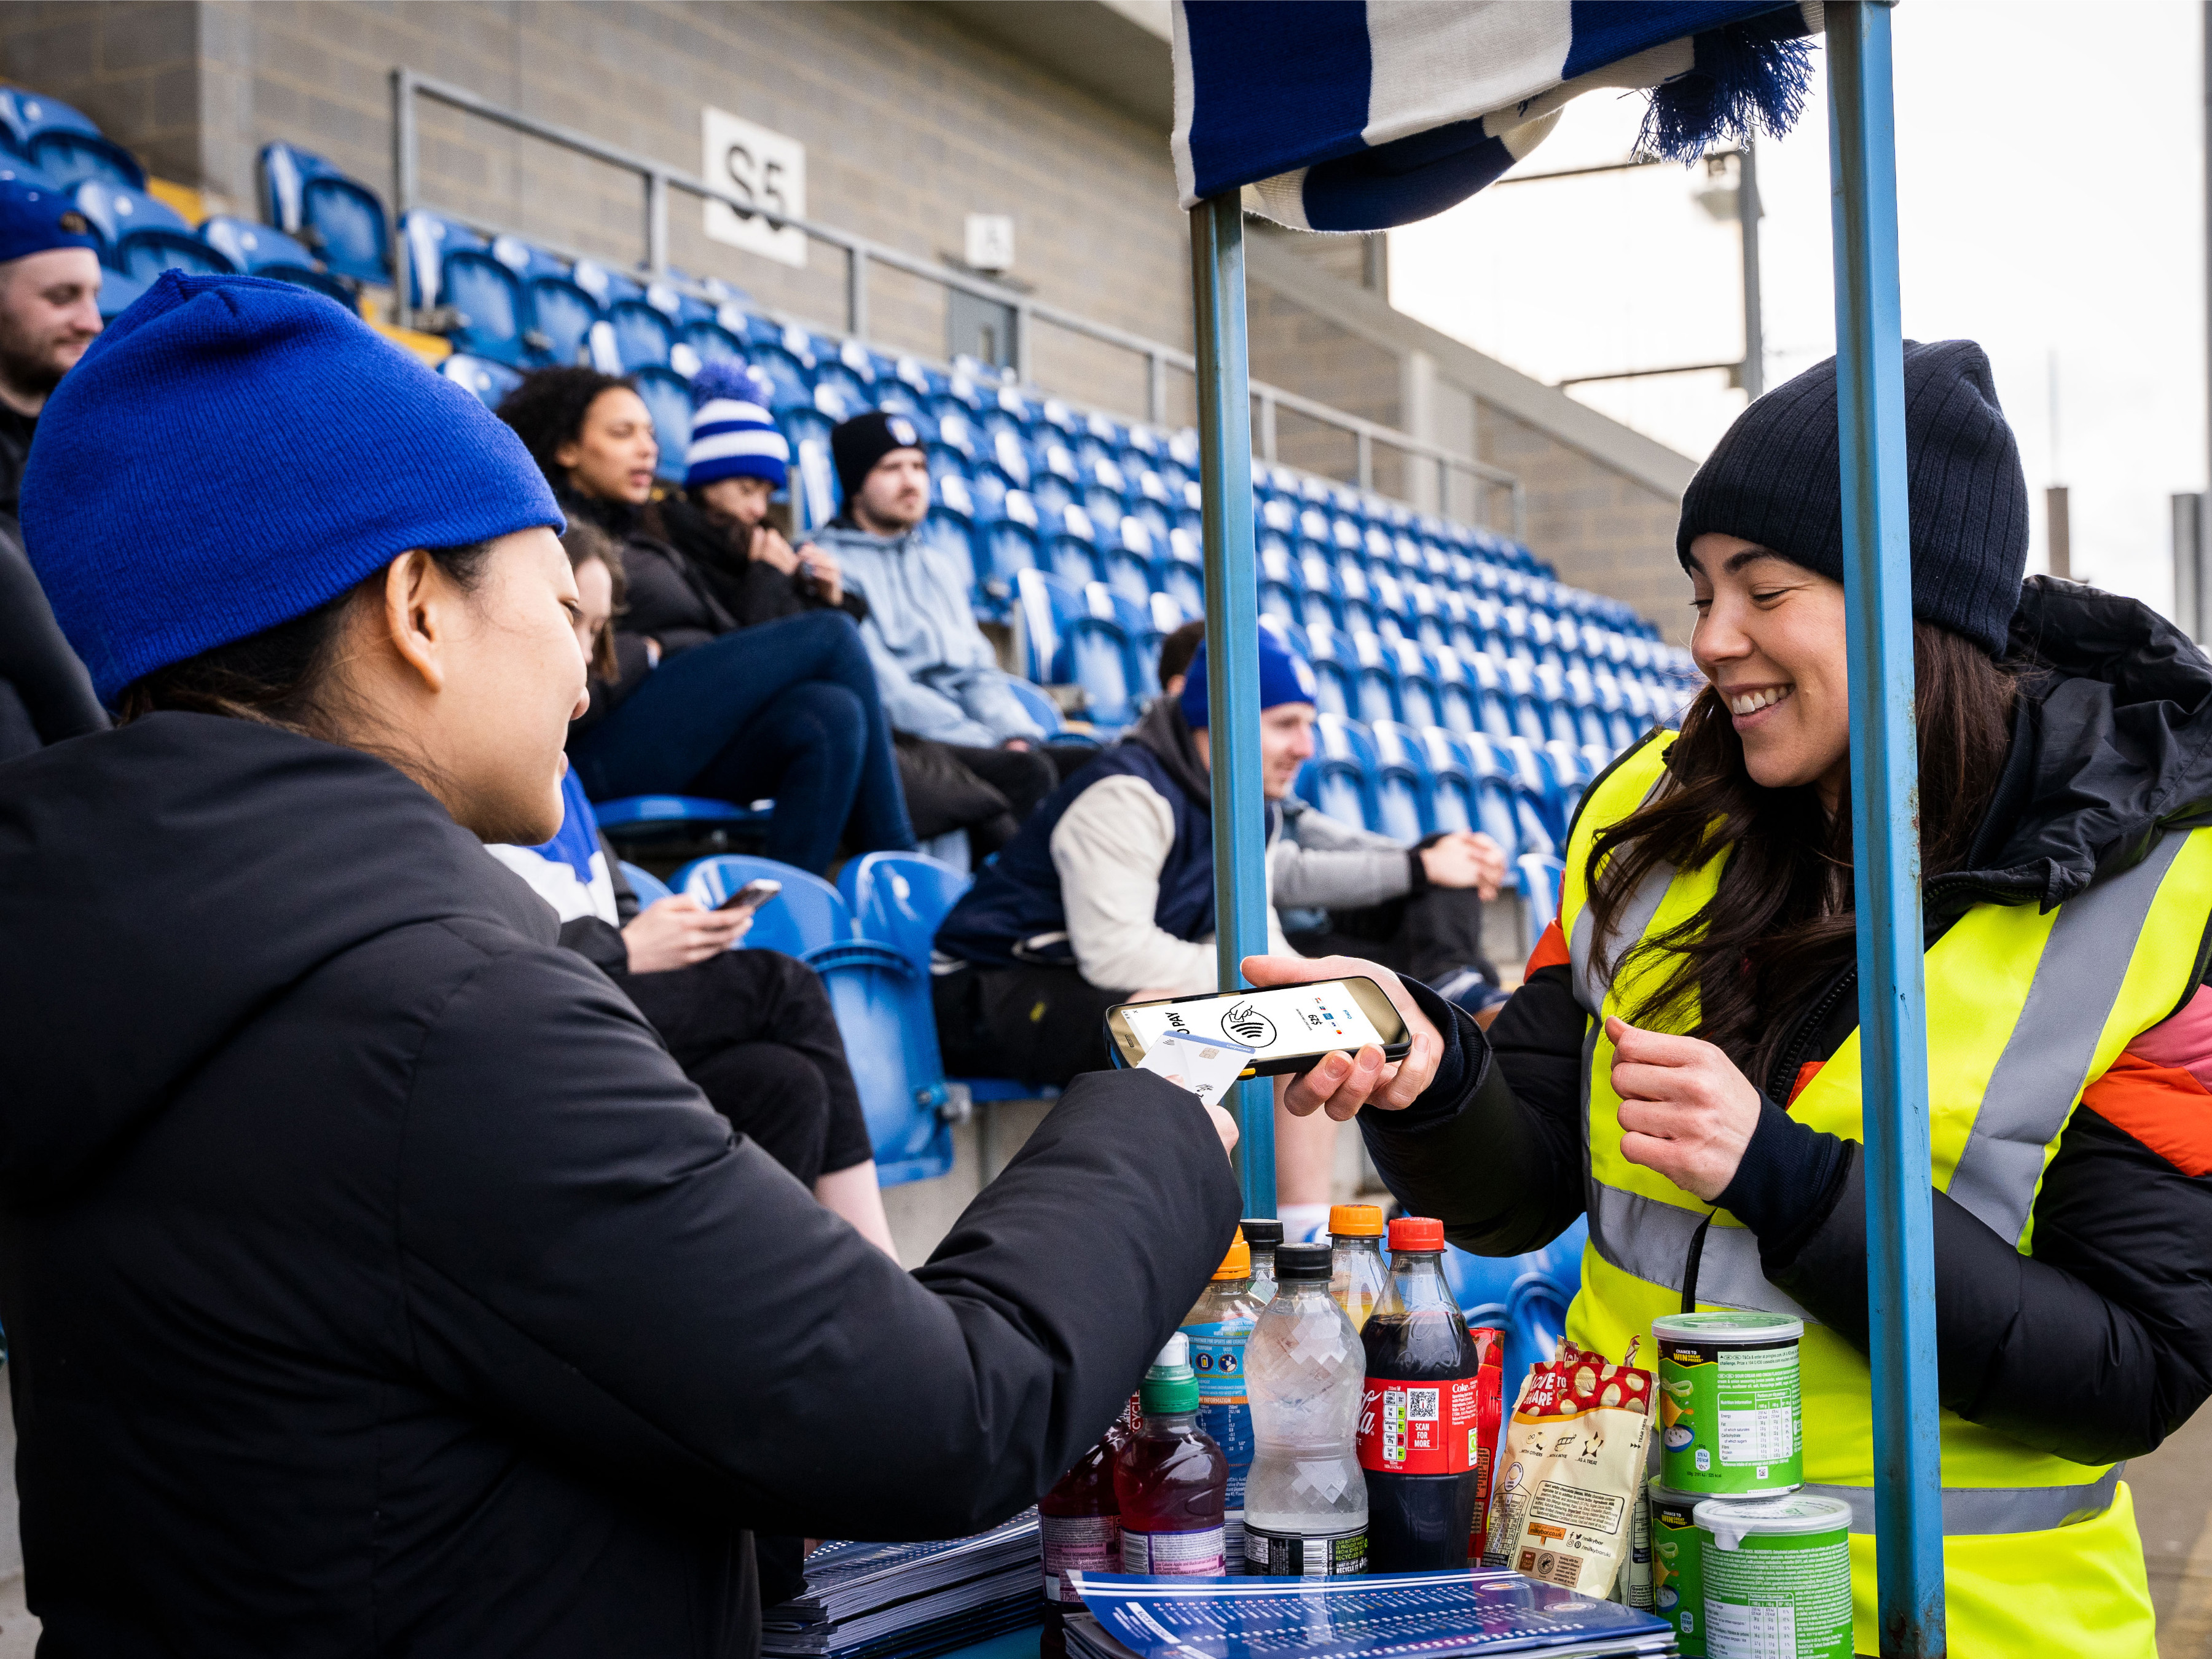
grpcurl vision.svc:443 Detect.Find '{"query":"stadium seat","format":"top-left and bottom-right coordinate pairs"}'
top-left (398, 209), bottom-right (480, 309)
top-left (974, 491), bottom-right (1041, 608)
top-left (1156, 527), bottom-right (1204, 617)
top-left (672, 854), bottom-right (853, 959)
top-left (1430, 647), bottom-right (1477, 737)
top-left (261, 143), bottom-right (389, 283)
top-left (1518, 852), bottom-right (1567, 936)
top-left (1455, 732), bottom-right (1528, 859)
top-left (806, 938), bottom-right (959, 1185)
top-left (1414, 726), bottom-right (1475, 836)
top-left (439, 246), bottom-right (529, 365)
top-left (27, 125), bottom-right (144, 193)
top-left (1386, 638), bottom-right (1442, 730)
top-left (608, 290), bottom-right (675, 370)
top-left (1540, 739), bottom-right (1591, 827)
top-left (1080, 457), bottom-right (1126, 532)
top-left (0, 88), bottom-right (101, 155)
top-left (1028, 440), bottom-right (1080, 519)
top-left (74, 181), bottom-right (227, 279)
top-left (840, 852), bottom-right (970, 979)
top-left (1300, 620), bottom-right (1353, 720)
top-left (1002, 675), bottom-right (1095, 749)
top-left (517, 267), bottom-right (603, 367)
top-left (1441, 1215), bottom-right (1587, 1393)
top-left (1493, 735), bottom-right (1563, 856)
top-left (1013, 569), bottom-right (1139, 729)
top-left (1368, 720), bottom-right (1435, 842)
top-left (1098, 517), bottom-right (1156, 606)
top-left (1126, 468), bottom-right (1174, 543)
top-left (1296, 549), bottom-right (1344, 632)
top-left (619, 861), bottom-right (675, 906)
top-left (439, 353), bottom-right (522, 409)
top-left (1258, 543), bottom-right (1301, 627)
top-left (197, 216), bottom-right (348, 303)
top-left (592, 794), bottom-right (771, 848)
top-left (632, 366), bottom-right (693, 482)
top-left (1043, 503), bottom-right (1104, 588)
top-left (1297, 713), bottom-right (1381, 834)
top-left (1347, 629), bottom-right (1401, 728)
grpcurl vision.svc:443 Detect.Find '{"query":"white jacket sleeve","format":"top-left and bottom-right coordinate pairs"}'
top-left (1051, 777), bottom-right (1220, 995)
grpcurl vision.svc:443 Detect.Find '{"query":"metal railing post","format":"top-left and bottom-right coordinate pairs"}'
top-left (1189, 193), bottom-right (1273, 1217)
top-left (646, 170), bottom-right (669, 279)
top-left (1148, 351), bottom-right (1167, 426)
top-left (848, 248), bottom-right (869, 343)
top-left (1828, 6), bottom-right (1945, 1654)
top-left (390, 68), bottom-right (417, 326)
top-left (1356, 428), bottom-right (1373, 492)
top-left (1013, 300), bottom-right (1033, 385)
top-left (1258, 389), bottom-right (1279, 465)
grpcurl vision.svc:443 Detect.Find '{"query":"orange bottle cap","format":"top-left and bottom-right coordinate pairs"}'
top-left (1214, 1237), bottom-right (1252, 1279)
top-left (1329, 1204), bottom-right (1384, 1237)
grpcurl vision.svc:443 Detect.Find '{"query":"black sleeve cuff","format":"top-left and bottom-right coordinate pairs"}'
top-left (1363, 976), bottom-right (1488, 1132)
top-left (1406, 847), bottom-right (1432, 896)
top-left (1714, 1092), bottom-right (1853, 1260)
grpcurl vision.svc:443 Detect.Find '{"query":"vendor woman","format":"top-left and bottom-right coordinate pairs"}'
top-left (1343, 340), bottom-right (2212, 1657)
top-left (0, 273), bottom-right (1424, 1653)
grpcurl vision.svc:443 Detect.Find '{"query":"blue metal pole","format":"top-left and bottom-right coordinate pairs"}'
top-left (1826, 6), bottom-right (1947, 1654)
top-left (1188, 194), bottom-right (1275, 1216)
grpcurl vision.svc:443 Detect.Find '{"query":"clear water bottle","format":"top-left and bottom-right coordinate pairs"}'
top-left (1241, 1218), bottom-right (1283, 1304)
top-left (1242, 1242), bottom-right (1368, 1577)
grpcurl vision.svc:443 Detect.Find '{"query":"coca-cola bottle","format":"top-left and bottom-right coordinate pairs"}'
top-left (1357, 1216), bottom-right (1484, 1571)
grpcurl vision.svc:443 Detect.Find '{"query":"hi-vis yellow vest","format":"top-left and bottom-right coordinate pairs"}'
top-left (1561, 735), bottom-right (2212, 1658)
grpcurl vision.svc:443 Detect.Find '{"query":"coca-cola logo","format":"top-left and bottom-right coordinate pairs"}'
top-left (1357, 1385), bottom-right (1383, 1441)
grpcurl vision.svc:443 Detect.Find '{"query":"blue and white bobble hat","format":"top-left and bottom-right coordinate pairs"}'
top-left (684, 359), bottom-right (788, 490)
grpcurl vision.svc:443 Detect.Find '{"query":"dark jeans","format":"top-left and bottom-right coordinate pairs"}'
top-left (615, 947), bottom-right (873, 1185)
top-left (0, 523), bottom-right (104, 761)
top-left (934, 960), bottom-right (1126, 1089)
top-left (569, 612), bottom-right (914, 874)
top-left (1285, 886), bottom-right (1496, 986)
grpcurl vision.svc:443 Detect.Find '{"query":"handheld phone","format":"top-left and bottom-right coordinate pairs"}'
top-left (1104, 976), bottom-right (1410, 1078)
top-left (715, 879), bottom-right (782, 915)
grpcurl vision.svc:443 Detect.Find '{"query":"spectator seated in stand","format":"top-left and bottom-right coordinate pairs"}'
top-left (0, 178), bottom-right (106, 758)
top-left (496, 367), bottom-right (915, 874)
top-left (1155, 624), bottom-right (1508, 1013)
top-left (485, 522), bottom-right (896, 1255)
top-left (812, 411), bottom-right (1076, 862)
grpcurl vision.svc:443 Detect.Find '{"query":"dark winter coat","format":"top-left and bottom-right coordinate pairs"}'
top-left (0, 713), bottom-right (1241, 1656)
top-left (1362, 578), bottom-right (2212, 1465)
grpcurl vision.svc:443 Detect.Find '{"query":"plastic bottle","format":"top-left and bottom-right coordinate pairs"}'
top-left (1241, 1217), bottom-right (1283, 1304)
top-left (1328, 1204), bottom-right (1389, 1331)
top-left (1040, 1399), bottom-right (1137, 1657)
top-left (1183, 1234), bottom-right (1266, 1569)
top-left (1114, 1333), bottom-right (1229, 1575)
top-left (1243, 1241), bottom-right (1369, 1577)
top-left (1358, 1215), bottom-right (1484, 1571)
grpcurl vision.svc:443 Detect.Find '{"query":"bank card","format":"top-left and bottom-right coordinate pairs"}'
top-left (1136, 1032), bottom-right (1256, 1107)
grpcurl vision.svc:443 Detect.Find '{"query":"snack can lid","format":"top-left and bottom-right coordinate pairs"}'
top-left (1387, 1215), bottom-right (1445, 1250)
top-left (1213, 1237), bottom-right (1252, 1279)
top-left (1652, 1309), bottom-right (1805, 1344)
top-left (1694, 1494), bottom-right (1853, 1550)
top-left (1329, 1204), bottom-right (1384, 1237)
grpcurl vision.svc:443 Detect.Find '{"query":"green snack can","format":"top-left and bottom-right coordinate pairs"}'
top-left (1694, 1494), bottom-right (1853, 1659)
top-left (1652, 1310), bottom-right (1803, 1496)
top-left (1649, 1480), bottom-right (1709, 1656)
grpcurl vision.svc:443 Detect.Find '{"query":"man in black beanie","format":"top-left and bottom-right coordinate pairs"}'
top-left (1676, 337), bottom-right (2030, 655)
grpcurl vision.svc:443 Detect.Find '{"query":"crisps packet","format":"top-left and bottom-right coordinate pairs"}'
top-left (1465, 1325), bottom-right (1505, 1562)
top-left (1480, 1338), bottom-right (1653, 1594)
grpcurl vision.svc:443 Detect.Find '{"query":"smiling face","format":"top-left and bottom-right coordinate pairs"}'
top-left (555, 387), bottom-right (659, 505)
top-left (1687, 531), bottom-right (1852, 806)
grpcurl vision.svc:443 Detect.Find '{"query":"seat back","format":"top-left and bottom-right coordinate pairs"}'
top-left (1416, 726), bottom-right (1477, 836)
top-left (199, 215), bottom-right (318, 275)
top-left (439, 353), bottom-right (523, 409)
top-left (525, 276), bottom-right (602, 366)
top-left (805, 942), bottom-right (957, 1183)
top-left (1349, 630), bottom-right (1400, 728)
top-left (1298, 713), bottom-right (1379, 833)
top-left (71, 179), bottom-right (189, 261)
top-left (632, 367), bottom-right (693, 482)
top-left (29, 130), bottom-right (143, 191)
top-left (442, 249), bottom-right (528, 364)
top-left (1368, 719), bottom-right (1434, 843)
top-left (608, 297), bottom-right (674, 369)
top-left (619, 861), bottom-right (675, 906)
top-left (841, 852), bottom-right (974, 978)
top-left (672, 855), bottom-right (852, 959)
top-left (1045, 503), bottom-right (1103, 588)
top-left (1102, 517), bottom-right (1155, 605)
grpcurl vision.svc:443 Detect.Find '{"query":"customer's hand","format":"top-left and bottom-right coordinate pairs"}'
top-left (1421, 830), bottom-right (1507, 900)
top-left (751, 525), bottom-right (802, 576)
top-left (1245, 954), bottom-right (1443, 1122)
top-left (1606, 1016), bottom-right (1761, 1202)
top-left (796, 541), bottom-right (844, 606)
top-left (623, 895), bottom-right (751, 974)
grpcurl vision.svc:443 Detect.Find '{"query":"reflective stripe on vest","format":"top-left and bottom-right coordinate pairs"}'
top-left (1800, 1466), bottom-right (2124, 1537)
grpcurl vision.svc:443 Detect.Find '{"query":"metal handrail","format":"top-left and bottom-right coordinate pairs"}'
top-left (390, 67), bottom-right (1525, 539)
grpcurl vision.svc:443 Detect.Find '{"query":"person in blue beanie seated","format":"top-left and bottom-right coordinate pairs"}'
top-left (488, 520), bottom-right (896, 1256)
top-left (497, 366), bottom-right (916, 876)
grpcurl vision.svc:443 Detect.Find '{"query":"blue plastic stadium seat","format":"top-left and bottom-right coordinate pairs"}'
top-left (1386, 638), bottom-right (1441, 730)
top-left (1441, 1216), bottom-right (1587, 1392)
top-left (73, 180), bottom-right (221, 277)
top-left (1518, 852), bottom-right (1567, 936)
top-left (1347, 629), bottom-right (1401, 728)
top-left (1297, 713), bottom-right (1380, 834)
top-left (1493, 735), bottom-right (1563, 856)
top-left (398, 210), bottom-right (480, 309)
top-left (1102, 517), bottom-right (1156, 605)
top-left (673, 855), bottom-right (852, 959)
top-left (972, 490), bottom-right (1040, 610)
top-left (197, 215), bottom-right (349, 304)
top-left (0, 88), bottom-right (101, 155)
top-left (806, 939), bottom-right (958, 1183)
top-left (592, 794), bottom-right (771, 847)
top-left (1457, 732), bottom-right (1526, 860)
top-left (619, 861), bottom-right (675, 906)
top-left (1155, 527), bottom-right (1204, 618)
top-left (1416, 726), bottom-right (1477, 836)
top-left (1368, 720), bottom-right (1435, 843)
top-left (261, 143), bottom-right (389, 283)
top-left (439, 353), bottom-right (523, 409)
top-left (1300, 620), bottom-right (1353, 720)
top-left (629, 366), bottom-right (692, 482)
top-left (1430, 648), bottom-right (1477, 737)
top-left (439, 247), bottom-right (529, 366)
top-left (1027, 439), bottom-right (1080, 520)
top-left (1013, 568), bottom-right (1139, 729)
top-left (29, 128), bottom-right (143, 192)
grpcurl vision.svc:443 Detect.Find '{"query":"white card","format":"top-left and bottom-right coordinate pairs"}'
top-left (1137, 1032), bottom-right (1257, 1107)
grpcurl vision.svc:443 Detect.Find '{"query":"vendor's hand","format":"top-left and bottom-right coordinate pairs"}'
top-left (751, 525), bottom-right (803, 576)
top-left (1247, 954), bottom-right (1443, 1122)
top-left (796, 541), bottom-right (844, 606)
top-left (623, 894), bottom-right (751, 974)
top-left (1606, 1016), bottom-right (1760, 1202)
top-left (1421, 830), bottom-right (1507, 900)
top-left (1003, 737), bottom-right (1032, 752)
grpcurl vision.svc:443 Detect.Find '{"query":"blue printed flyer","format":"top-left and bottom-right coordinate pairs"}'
top-left (1061, 1569), bottom-right (1673, 1659)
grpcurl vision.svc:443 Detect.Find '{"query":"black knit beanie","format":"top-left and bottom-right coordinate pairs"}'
top-left (830, 409), bottom-right (924, 504)
top-left (1676, 339), bottom-right (2029, 656)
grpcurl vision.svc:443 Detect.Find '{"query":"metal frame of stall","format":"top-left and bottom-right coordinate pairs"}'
top-left (1185, 4), bottom-right (1943, 1652)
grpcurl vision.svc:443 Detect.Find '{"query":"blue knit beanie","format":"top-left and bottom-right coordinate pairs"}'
top-left (1179, 633), bottom-right (1317, 730)
top-left (685, 359), bottom-right (788, 490)
top-left (21, 270), bottom-right (563, 702)
top-left (1676, 338), bottom-right (2028, 656)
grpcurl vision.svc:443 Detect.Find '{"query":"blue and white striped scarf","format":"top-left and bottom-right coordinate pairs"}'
top-left (1172, 1), bottom-right (1822, 232)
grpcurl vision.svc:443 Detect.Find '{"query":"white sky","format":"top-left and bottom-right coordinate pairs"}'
top-left (1389, 0), bottom-right (2206, 614)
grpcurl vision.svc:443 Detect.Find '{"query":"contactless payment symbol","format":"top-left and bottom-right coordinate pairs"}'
top-left (1222, 1002), bottom-right (1276, 1048)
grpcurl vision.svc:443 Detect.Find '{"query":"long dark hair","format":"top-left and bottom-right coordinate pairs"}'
top-left (1587, 622), bottom-right (2017, 1086)
top-left (116, 543), bottom-right (493, 739)
top-left (496, 366), bottom-right (635, 490)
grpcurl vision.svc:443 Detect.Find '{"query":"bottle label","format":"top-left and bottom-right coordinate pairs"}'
top-left (1358, 1374), bottom-right (1483, 1474)
top-left (1121, 1525), bottom-right (1225, 1575)
top-left (1184, 1319), bottom-right (1255, 1507)
top-left (1041, 1513), bottom-right (1121, 1604)
top-left (1244, 1523), bottom-right (1368, 1578)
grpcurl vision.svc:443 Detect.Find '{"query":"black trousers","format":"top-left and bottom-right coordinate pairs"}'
top-left (895, 735), bottom-right (1057, 860)
top-left (615, 947), bottom-right (873, 1185)
top-left (934, 960), bottom-right (1126, 1090)
top-left (1284, 886), bottom-right (1496, 987)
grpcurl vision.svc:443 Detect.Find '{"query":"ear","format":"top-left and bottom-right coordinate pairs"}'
top-left (552, 437), bottom-right (581, 473)
top-left (380, 549), bottom-right (448, 695)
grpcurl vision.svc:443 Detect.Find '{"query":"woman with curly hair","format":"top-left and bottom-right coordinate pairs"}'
top-left (496, 365), bottom-right (912, 874)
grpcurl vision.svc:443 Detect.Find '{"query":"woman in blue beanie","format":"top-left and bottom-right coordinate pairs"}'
top-left (498, 364), bottom-right (913, 875)
top-left (1352, 339), bottom-right (2212, 1655)
top-left (0, 272), bottom-right (1267, 1655)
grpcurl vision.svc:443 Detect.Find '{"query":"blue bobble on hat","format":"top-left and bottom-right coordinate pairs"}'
top-left (21, 271), bottom-right (563, 703)
top-left (684, 359), bottom-right (788, 490)
top-left (1179, 632), bottom-right (1317, 730)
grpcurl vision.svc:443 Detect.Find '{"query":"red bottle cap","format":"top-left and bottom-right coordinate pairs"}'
top-left (1388, 1215), bottom-right (1445, 1250)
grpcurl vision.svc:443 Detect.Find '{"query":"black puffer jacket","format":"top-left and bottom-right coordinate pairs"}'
top-left (1363, 579), bottom-right (2212, 1464)
top-left (0, 713), bottom-right (1241, 1656)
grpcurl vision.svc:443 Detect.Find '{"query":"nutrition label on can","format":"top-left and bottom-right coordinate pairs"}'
top-left (1706, 1602), bottom-right (1795, 1659)
top-left (1715, 1347), bottom-right (1800, 1470)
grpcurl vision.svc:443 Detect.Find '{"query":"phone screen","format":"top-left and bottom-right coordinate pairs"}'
top-left (1119, 981), bottom-right (1392, 1064)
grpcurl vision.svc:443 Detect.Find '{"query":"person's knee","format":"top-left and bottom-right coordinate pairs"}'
top-left (689, 1041), bottom-right (833, 1184)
